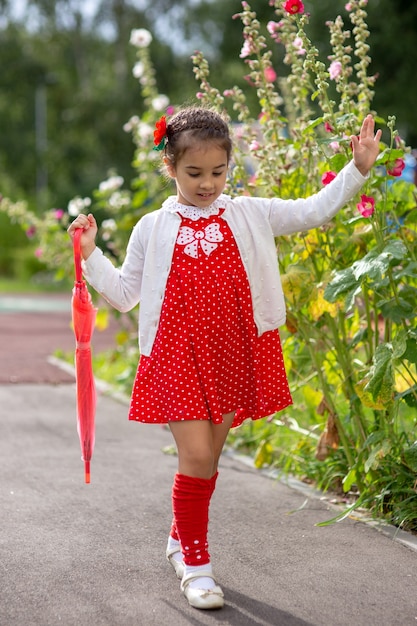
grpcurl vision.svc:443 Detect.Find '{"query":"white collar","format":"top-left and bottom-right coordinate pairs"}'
top-left (162, 194), bottom-right (230, 221)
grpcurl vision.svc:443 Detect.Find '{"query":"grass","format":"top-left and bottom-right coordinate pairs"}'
top-left (0, 275), bottom-right (70, 294)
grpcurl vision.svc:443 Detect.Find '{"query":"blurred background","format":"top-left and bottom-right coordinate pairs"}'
top-left (1, 0), bottom-right (416, 285)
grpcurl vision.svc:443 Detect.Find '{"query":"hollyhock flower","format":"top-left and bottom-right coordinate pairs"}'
top-left (293, 36), bottom-right (306, 55)
top-left (132, 61), bottom-right (145, 79)
top-left (26, 226), bottom-right (36, 238)
top-left (249, 140), bottom-right (261, 151)
top-left (99, 176), bottom-right (124, 193)
top-left (54, 209), bottom-right (64, 220)
top-left (329, 61), bottom-right (342, 80)
top-left (329, 141), bottom-right (341, 153)
top-left (152, 94), bottom-right (169, 111)
top-left (357, 194), bottom-right (375, 218)
top-left (324, 121), bottom-right (333, 133)
top-left (267, 20), bottom-right (283, 42)
top-left (387, 158), bottom-right (405, 177)
top-left (35, 247), bottom-right (43, 258)
top-left (264, 67), bottom-right (277, 82)
top-left (129, 28), bottom-right (152, 48)
top-left (321, 171), bottom-right (337, 186)
top-left (68, 197), bottom-right (91, 217)
top-left (283, 0), bottom-right (305, 15)
top-left (166, 105), bottom-right (175, 116)
top-left (240, 38), bottom-right (253, 59)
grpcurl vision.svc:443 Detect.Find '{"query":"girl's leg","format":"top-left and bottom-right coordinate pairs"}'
top-left (167, 413), bottom-right (234, 608)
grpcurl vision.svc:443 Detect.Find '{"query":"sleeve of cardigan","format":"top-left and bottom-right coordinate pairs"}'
top-left (81, 222), bottom-right (144, 313)
top-left (267, 160), bottom-right (368, 236)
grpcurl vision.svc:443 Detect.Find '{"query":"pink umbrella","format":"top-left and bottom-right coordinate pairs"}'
top-left (71, 228), bottom-right (97, 483)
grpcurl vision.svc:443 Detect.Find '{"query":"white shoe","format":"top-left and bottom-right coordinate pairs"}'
top-left (181, 571), bottom-right (224, 610)
top-left (166, 546), bottom-right (185, 579)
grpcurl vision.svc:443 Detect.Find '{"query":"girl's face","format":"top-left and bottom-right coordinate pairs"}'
top-left (165, 143), bottom-right (228, 208)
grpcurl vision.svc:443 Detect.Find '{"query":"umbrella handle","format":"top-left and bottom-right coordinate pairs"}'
top-left (73, 228), bottom-right (83, 283)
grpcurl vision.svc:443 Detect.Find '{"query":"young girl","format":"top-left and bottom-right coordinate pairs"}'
top-left (68, 107), bottom-right (381, 610)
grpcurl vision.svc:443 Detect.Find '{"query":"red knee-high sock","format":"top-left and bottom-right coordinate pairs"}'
top-left (172, 473), bottom-right (218, 566)
top-left (170, 471), bottom-right (218, 543)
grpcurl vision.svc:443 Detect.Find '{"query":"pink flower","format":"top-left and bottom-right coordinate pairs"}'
top-left (387, 158), bottom-right (405, 177)
top-left (283, 0), bottom-right (305, 14)
top-left (54, 209), bottom-right (64, 220)
top-left (324, 121), bottom-right (333, 133)
top-left (35, 248), bottom-right (43, 258)
top-left (293, 36), bottom-right (306, 55)
top-left (357, 194), bottom-right (375, 218)
top-left (345, 3), bottom-right (353, 10)
top-left (249, 140), bottom-right (261, 151)
top-left (264, 67), bottom-right (277, 82)
top-left (329, 61), bottom-right (342, 80)
top-left (321, 171), bottom-right (337, 186)
top-left (240, 39), bottom-right (253, 59)
top-left (26, 226), bottom-right (36, 239)
top-left (329, 141), bottom-right (341, 153)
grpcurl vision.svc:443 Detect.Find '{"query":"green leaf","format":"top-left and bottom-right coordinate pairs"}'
top-left (324, 267), bottom-right (358, 302)
top-left (342, 468), bottom-right (357, 493)
top-left (364, 343), bottom-right (394, 403)
top-left (352, 240), bottom-right (407, 282)
top-left (403, 334), bottom-right (417, 365)
top-left (402, 442), bottom-right (417, 472)
top-left (378, 297), bottom-right (415, 323)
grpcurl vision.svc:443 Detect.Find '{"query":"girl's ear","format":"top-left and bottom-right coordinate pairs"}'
top-left (163, 156), bottom-right (176, 179)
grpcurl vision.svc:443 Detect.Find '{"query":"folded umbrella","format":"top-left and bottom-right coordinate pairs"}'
top-left (71, 228), bottom-right (97, 483)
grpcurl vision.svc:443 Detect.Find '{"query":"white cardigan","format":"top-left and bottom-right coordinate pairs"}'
top-left (83, 160), bottom-right (367, 355)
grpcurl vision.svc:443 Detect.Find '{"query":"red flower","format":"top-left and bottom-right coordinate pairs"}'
top-left (321, 171), bottom-right (337, 186)
top-left (387, 158), bottom-right (405, 177)
top-left (153, 115), bottom-right (167, 147)
top-left (283, 0), bottom-right (305, 14)
top-left (357, 194), bottom-right (375, 218)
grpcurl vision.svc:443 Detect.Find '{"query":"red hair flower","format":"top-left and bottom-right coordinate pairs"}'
top-left (283, 0), bottom-right (305, 15)
top-left (153, 115), bottom-right (167, 151)
top-left (357, 194), bottom-right (375, 218)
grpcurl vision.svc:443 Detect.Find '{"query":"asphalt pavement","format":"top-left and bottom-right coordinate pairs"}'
top-left (0, 295), bottom-right (416, 626)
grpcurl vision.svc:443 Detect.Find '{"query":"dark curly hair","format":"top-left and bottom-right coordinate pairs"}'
top-left (164, 106), bottom-right (232, 167)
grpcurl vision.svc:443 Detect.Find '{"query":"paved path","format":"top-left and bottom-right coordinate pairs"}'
top-left (0, 294), bottom-right (122, 383)
top-left (0, 295), bottom-right (416, 625)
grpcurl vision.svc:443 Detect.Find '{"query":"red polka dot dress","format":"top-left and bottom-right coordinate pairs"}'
top-left (129, 204), bottom-right (292, 428)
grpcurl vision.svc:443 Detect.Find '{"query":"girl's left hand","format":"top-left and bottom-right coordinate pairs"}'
top-left (351, 114), bottom-right (382, 177)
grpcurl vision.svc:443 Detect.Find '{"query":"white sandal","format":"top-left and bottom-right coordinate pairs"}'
top-left (166, 546), bottom-right (184, 579)
top-left (180, 571), bottom-right (224, 610)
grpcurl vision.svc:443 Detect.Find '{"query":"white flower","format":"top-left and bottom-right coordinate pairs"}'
top-left (137, 122), bottom-right (153, 140)
top-left (99, 176), bottom-right (124, 193)
top-left (132, 61), bottom-right (145, 78)
top-left (101, 218), bottom-right (117, 240)
top-left (123, 115), bottom-right (140, 133)
top-left (151, 94), bottom-right (169, 112)
top-left (68, 196), bottom-right (91, 216)
top-left (108, 191), bottom-right (130, 211)
top-left (130, 28), bottom-right (152, 48)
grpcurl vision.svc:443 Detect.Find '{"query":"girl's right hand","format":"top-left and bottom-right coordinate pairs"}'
top-left (67, 213), bottom-right (98, 260)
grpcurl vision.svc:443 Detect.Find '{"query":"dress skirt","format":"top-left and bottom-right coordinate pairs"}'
top-left (128, 209), bottom-right (292, 428)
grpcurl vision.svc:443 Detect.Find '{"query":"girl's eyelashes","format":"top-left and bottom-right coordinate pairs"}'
top-left (188, 172), bottom-right (224, 178)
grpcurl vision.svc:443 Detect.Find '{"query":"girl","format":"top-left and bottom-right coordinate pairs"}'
top-left (68, 107), bottom-right (381, 610)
